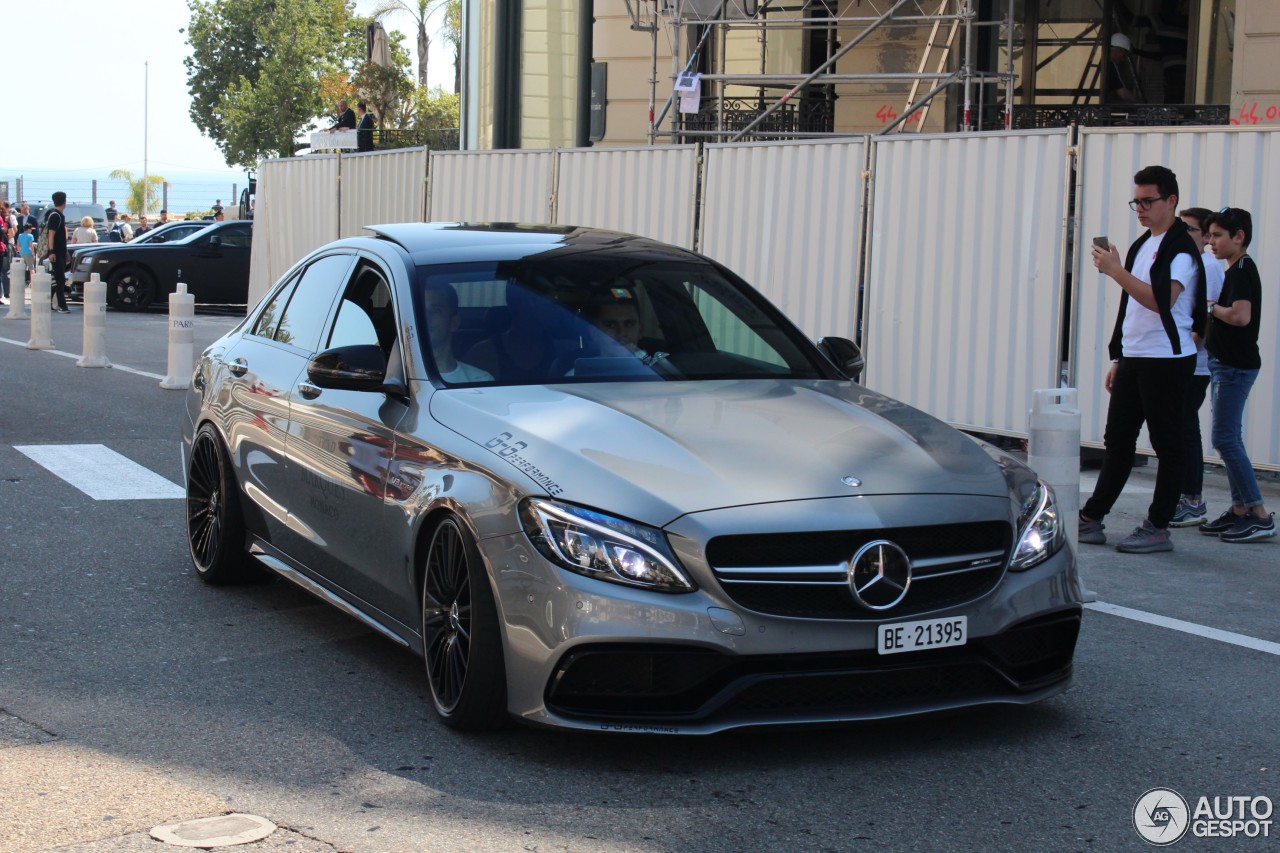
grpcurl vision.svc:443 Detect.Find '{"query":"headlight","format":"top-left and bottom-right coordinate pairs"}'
top-left (1010, 480), bottom-right (1065, 571)
top-left (520, 499), bottom-right (694, 592)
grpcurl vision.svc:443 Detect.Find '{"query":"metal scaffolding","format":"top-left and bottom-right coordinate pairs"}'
top-left (628, 0), bottom-right (1018, 143)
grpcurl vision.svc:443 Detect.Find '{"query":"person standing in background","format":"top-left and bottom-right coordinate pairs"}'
top-left (105, 200), bottom-right (117, 222)
top-left (45, 191), bottom-right (70, 313)
top-left (356, 101), bottom-right (375, 152)
top-left (1198, 207), bottom-right (1274, 543)
top-left (333, 99), bottom-right (356, 130)
top-left (1168, 206), bottom-right (1225, 526)
top-left (1078, 165), bottom-right (1205, 553)
top-left (72, 216), bottom-right (98, 244)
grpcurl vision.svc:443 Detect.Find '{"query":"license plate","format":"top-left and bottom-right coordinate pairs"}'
top-left (877, 616), bottom-right (967, 655)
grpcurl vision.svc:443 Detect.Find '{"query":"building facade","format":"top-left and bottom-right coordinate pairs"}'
top-left (463, 1), bottom-right (1274, 150)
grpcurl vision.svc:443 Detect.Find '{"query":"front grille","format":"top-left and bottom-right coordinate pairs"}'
top-left (706, 522), bottom-right (1012, 619)
top-left (544, 611), bottom-right (1081, 722)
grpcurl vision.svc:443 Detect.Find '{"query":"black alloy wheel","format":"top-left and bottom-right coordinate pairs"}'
top-left (421, 516), bottom-right (507, 729)
top-left (108, 267), bottom-right (156, 311)
top-left (186, 425), bottom-right (256, 584)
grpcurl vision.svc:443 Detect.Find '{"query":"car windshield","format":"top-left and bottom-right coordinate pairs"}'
top-left (413, 256), bottom-right (831, 386)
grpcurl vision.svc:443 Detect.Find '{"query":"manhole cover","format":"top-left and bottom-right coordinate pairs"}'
top-left (150, 813), bottom-right (276, 848)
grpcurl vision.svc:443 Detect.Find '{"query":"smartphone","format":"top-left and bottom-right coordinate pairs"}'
top-left (1092, 236), bottom-right (1110, 250)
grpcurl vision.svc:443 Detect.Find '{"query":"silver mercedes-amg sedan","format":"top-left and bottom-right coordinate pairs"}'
top-left (181, 223), bottom-right (1082, 734)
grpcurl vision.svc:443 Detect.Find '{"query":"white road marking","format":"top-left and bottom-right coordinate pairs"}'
top-left (16, 444), bottom-right (184, 500)
top-left (0, 336), bottom-right (166, 380)
top-left (1086, 601), bottom-right (1280, 657)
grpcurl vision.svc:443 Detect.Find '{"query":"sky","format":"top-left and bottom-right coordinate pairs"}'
top-left (1, 0), bottom-right (452, 204)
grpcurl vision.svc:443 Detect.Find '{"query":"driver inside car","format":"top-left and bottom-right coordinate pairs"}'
top-left (424, 281), bottom-right (494, 384)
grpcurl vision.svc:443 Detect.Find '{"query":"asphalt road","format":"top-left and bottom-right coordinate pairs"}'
top-left (1, 307), bottom-right (1277, 853)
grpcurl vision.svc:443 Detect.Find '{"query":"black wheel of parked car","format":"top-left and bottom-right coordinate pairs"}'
top-left (421, 516), bottom-right (508, 730)
top-left (108, 267), bottom-right (156, 311)
top-left (186, 424), bottom-right (258, 585)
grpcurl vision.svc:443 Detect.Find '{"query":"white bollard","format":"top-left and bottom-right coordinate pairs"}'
top-left (77, 273), bottom-right (112, 368)
top-left (160, 282), bottom-right (196, 390)
top-left (1027, 387), bottom-right (1095, 600)
top-left (26, 267), bottom-right (54, 350)
top-left (6, 256), bottom-right (26, 320)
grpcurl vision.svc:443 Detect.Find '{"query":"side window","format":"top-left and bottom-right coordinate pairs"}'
top-left (250, 276), bottom-right (298, 340)
top-left (220, 226), bottom-right (251, 248)
top-left (328, 264), bottom-right (397, 356)
top-left (273, 254), bottom-right (353, 352)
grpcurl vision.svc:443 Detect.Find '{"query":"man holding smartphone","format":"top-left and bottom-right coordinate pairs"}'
top-left (1078, 165), bottom-right (1207, 553)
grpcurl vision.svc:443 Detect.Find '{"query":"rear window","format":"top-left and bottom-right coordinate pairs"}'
top-left (63, 204), bottom-right (108, 223)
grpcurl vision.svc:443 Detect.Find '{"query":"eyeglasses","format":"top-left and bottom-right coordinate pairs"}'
top-left (1129, 195), bottom-right (1169, 211)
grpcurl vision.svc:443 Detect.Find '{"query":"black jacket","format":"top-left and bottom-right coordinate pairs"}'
top-left (335, 108), bottom-right (357, 130)
top-left (1108, 218), bottom-right (1207, 360)
top-left (357, 111), bottom-right (375, 152)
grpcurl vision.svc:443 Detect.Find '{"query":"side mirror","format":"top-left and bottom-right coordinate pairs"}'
top-left (307, 344), bottom-right (388, 391)
top-left (153, 234), bottom-right (167, 243)
top-left (208, 235), bottom-right (222, 249)
top-left (817, 336), bottom-right (864, 382)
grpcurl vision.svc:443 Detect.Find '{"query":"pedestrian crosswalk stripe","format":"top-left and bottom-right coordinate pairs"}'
top-left (15, 444), bottom-right (184, 500)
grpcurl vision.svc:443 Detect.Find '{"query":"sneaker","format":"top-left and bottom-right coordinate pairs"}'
top-left (1079, 517), bottom-right (1106, 545)
top-left (1115, 519), bottom-right (1173, 553)
top-left (1219, 513), bottom-right (1277, 544)
top-left (1200, 509), bottom-right (1240, 535)
top-left (1169, 499), bottom-right (1207, 527)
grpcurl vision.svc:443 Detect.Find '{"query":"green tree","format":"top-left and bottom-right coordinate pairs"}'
top-left (109, 170), bottom-right (165, 216)
top-left (184, 0), bottom-right (365, 167)
top-left (442, 0), bottom-right (460, 94)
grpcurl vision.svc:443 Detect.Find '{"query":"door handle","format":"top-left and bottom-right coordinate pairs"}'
top-left (228, 357), bottom-right (248, 376)
top-left (298, 383), bottom-right (322, 399)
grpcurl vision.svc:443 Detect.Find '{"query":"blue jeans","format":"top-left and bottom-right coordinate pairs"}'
top-left (1209, 357), bottom-right (1262, 508)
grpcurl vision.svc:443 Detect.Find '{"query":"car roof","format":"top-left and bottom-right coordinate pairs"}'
top-left (361, 222), bottom-right (700, 266)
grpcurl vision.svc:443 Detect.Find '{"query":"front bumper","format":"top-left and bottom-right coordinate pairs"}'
top-left (482, 512), bottom-right (1081, 734)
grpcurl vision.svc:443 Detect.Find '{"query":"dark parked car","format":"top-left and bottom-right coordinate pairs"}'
top-left (73, 220), bottom-right (252, 309)
top-left (182, 223), bottom-right (1080, 734)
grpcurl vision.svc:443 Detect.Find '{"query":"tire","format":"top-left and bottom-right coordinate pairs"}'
top-left (186, 424), bottom-right (259, 584)
top-left (108, 267), bottom-right (156, 311)
top-left (421, 516), bottom-right (508, 730)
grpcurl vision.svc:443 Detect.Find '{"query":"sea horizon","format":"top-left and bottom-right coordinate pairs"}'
top-left (2, 164), bottom-right (252, 215)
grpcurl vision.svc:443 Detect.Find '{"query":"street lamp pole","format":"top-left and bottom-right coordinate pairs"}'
top-left (143, 60), bottom-right (149, 215)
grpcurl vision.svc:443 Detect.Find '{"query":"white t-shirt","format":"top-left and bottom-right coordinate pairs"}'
top-left (1121, 231), bottom-right (1200, 358)
top-left (441, 361), bottom-right (493, 384)
top-left (1194, 248), bottom-right (1225, 376)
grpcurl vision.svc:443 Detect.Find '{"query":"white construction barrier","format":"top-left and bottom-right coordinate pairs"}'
top-left (6, 256), bottom-right (26, 320)
top-left (26, 268), bottom-right (53, 350)
top-left (76, 273), bottom-right (111, 369)
top-left (160, 283), bottom-right (196, 390)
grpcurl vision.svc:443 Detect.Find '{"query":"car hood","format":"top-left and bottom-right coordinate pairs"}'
top-left (430, 380), bottom-right (1010, 525)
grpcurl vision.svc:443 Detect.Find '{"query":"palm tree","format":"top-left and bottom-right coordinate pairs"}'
top-left (372, 0), bottom-right (447, 88)
top-left (443, 0), bottom-right (461, 94)
top-left (109, 169), bottom-right (165, 216)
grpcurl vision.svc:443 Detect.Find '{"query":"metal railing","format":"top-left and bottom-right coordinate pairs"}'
top-left (1012, 104), bottom-right (1229, 130)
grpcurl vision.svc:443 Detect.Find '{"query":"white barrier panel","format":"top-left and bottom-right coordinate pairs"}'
top-left (340, 147), bottom-right (429, 238)
top-left (160, 283), bottom-right (196, 390)
top-left (248, 155), bottom-right (340, 309)
top-left (76, 273), bottom-right (110, 368)
top-left (427, 149), bottom-right (556, 223)
top-left (555, 146), bottom-right (699, 248)
top-left (864, 130), bottom-right (1071, 435)
top-left (27, 268), bottom-right (54, 350)
top-left (700, 140), bottom-right (868, 342)
top-left (1074, 127), bottom-right (1280, 470)
top-left (6, 256), bottom-right (26, 320)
